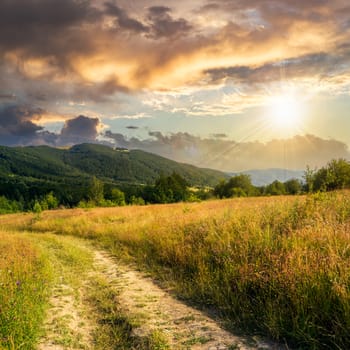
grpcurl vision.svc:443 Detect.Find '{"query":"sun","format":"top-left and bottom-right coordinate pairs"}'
top-left (267, 94), bottom-right (303, 130)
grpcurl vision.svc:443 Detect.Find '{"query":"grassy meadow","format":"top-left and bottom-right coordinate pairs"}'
top-left (1, 192), bottom-right (350, 349)
top-left (0, 232), bottom-right (52, 349)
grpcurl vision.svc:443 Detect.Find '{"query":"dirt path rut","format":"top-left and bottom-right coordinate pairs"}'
top-left (38, 283), bottom-right (94, 350)
top-left (38, 239), bottom-right (285, 349)
top-left (93, 250), bottom-right (283, 350)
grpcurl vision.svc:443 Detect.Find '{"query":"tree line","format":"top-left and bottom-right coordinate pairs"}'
top-left (0, 158), bottom-right (349, 214)
top-left (213, 175), bottom-right (303, 198)
top-left (0, 172), bottom-right (195, 214)
top-left (214, 158), bottom-right (350, 198)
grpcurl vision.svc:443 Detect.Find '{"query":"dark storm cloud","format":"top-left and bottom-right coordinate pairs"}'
top-left (204, 51), bottom-right (350, 84)
top-left (104, 1), bottom-right (148, 33)
top-left (0, 1), bottom-right (111, 102)
top-left (0, 104), bottom-right (44, 145)
top-left (0, 0), bottom-right (349, 120)
top-left (55, 115), bottom-right (102, 146)
top-left (146, 6), bottom-right (193, 39)
top-left (67, 77), bottom-right (130, 102)
top-left (0, 0), bottom-right (196, 103)
top-left (60, 115), bottom-right (100, 144)
top-left (148, 6), bottom-right (171, 16)
top-left (0, 63), bottom-right (129, 106)
top-left (103, 3), bottom-right (193, 38)
top-left (0, 0), bottom-right (100, 55)
top-left (0, 105), bottom-right (43, 135)
top-left (0, 105), bottom-right (101, 146)
top-left (201, 0), bottom-right (333, 16)
top-left (105, 131), bottom-right (350, 171)
top-left (0, 1), bottom-right (133, 102)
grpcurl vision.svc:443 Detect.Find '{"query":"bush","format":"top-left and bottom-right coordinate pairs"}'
top-left (32, 201), bottom-right (42, 214)
top-left (0, 196), bottom-right (22, 214)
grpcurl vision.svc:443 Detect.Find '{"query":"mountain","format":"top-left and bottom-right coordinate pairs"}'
top-left (63, 144), bottom-right (227, 186)
top-left (0, 144), bottom-right (228, 204)
top-left (228, 168), bottom-right (304, 186)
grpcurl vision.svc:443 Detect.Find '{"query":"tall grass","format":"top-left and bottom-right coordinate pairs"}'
top-left (7, 192), bottom-right (350, 348)
top-left (0, 232), bottom-right (51, 349)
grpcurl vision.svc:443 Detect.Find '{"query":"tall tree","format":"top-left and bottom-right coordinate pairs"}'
top-left (88, 176), bottom-right (104, 204)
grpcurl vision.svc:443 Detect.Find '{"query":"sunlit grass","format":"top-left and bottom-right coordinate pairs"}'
top-left (2, 192), bottom-right (350, 348)
top-left (0, 232), bottom-right (52, 349)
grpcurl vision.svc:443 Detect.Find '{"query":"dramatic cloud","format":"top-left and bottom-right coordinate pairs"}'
top-left (105, 131), bottom-right (350, 171)
top-left (0, 0), bottom-right (349, 162)
top-left (105, 1), bottom-right (148, 33)
top-left (2, 0), bottom-right (349, 98)
top-left (0, 104), bottom-right (101, 146)
top-left (1, 100), bottom-right (348, 172)
top-left (204, 50), bottom-right (350, 87)
top-left (0, 105), bottom-right (44, 145)
top-left (146, 6), bottom-right (193, 39)
top-left (0, 0), bottom-right (100, 59)
top-left (60, 115), bottom-right (100, 144)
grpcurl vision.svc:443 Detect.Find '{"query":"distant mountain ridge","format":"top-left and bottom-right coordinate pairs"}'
top-left (228, 168), bottom-right (304, 186)
top-left (0, 143), bottom-right (228, 187)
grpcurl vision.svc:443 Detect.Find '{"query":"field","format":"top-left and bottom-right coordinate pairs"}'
top-left (1, 192), bottom-right (350, 349)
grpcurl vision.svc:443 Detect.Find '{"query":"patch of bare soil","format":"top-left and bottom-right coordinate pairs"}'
top-left (38, 280), bottom-right (94, 350)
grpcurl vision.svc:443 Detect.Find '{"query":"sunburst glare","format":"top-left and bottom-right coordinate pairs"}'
top-left (266, 92), bottom-right (305, 135)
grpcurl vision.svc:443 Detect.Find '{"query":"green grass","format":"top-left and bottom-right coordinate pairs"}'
top-left (30, 234), bottom-right (95, 348)
top-left (0, 232), bottom-right (52, 349)
top-left (30, 234), bottom-right (93, 287)
top-left (87, 277), bottom-right (170, 349)
top-left (182, 335), bottom-right (212, 346)
top-left (0, 229), bottom-right (171, 349)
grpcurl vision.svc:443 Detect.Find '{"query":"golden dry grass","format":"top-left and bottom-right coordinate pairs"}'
top-left (2, 192), bottom-right (350, 348)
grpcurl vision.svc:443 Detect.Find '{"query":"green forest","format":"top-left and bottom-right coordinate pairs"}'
top-left (0, 143), bottom-right (225, 212)
top-left (0, 143), bottom-right (350, 214)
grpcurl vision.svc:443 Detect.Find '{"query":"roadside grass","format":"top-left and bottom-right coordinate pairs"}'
top-left (35, 234), bottom-right (171, 349)
top-left (87, 276), bottom-right (170, 349)
top-left (30, 234), bottom-right (94, 287)
top-left (0, 229), bottom-right (171, 350)
top-left (0, 231), bottom-right (51, 350)
top-left (4, 191), bottom-right (350, 348)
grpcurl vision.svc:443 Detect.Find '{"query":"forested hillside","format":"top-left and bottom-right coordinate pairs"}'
top-left (63, 144), bottom-right (226, 185)
top-left (0, 143), bottom-right (227, 209)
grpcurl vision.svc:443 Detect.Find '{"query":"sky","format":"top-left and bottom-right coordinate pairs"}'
top-left (0, 0), bottom-right (350, 171)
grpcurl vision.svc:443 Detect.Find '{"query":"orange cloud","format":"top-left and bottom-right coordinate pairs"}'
top-left (0, 0), bottom-right (350, 117)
